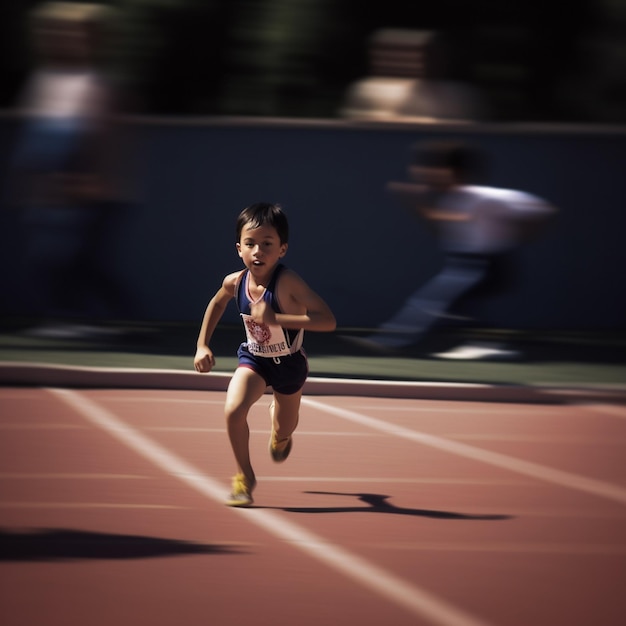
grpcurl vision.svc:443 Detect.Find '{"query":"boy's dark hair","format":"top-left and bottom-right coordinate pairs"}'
top-left (236, 202), bottom-right (289, 244)
top-left (411, 140), bottom-right (487, 184)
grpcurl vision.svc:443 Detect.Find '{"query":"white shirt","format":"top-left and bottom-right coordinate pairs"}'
top-left (436, 186), bottom-right (554, 254)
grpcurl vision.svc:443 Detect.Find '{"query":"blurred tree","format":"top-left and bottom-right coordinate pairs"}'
top-left (0, 1), bottom-right (41, 107)
top-left (219, 0), bottom-right (358, 117)
top-left (0, 0), bottom-right (621, 123)
top-left (553, 0), bottom-right (626, 123)
top-left (106, 0), bottom-right (235, 114)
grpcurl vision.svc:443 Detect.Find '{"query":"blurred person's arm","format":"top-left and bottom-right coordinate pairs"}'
top-left (387, 180), bottom-right (470, 224)
top-left (514, 199), bottom-right (558, 241)
top-left (495, 193), bottom-right (558, 241)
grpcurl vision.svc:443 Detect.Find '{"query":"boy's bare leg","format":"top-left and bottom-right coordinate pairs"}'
top-left (270, 389), bottom-right (302, 439)
top-left (224, 367), bottom-right (267, 484)
top-left (269, 389), bottom-right (302, 461)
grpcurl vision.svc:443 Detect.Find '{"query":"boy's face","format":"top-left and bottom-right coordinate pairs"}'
top-left (236, 222), bottom-right (287, 275)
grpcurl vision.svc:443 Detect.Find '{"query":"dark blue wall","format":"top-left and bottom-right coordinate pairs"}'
top-left (2, 115), bottom-right (625, 330)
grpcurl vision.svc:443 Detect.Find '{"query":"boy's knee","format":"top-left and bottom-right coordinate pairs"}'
top-left (224, 404), bottom-right (248, 424)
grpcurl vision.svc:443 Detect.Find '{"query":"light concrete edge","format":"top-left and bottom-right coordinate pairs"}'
top-left (1, 361), bottom-right (625, 405)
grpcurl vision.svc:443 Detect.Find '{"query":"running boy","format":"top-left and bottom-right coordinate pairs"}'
top-left (194, 203), bottom-right (336, 506)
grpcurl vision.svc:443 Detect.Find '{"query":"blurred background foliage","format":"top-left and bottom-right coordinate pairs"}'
top-left (1, 0), bottom-right (625, 123)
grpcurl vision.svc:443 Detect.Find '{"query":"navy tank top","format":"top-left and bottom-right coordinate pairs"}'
top-left (235, 264), bottom-right (304, 358)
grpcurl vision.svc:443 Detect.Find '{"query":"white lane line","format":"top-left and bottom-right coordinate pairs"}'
top-left (302, 398), bottom-right (626, 505)
top-left (347, 405), bottom-right (560, 414)
top-left (48, 387), bottom-right (492, 626)
top-left (115, 426), bottom-right (626, 446)
top-left (448, 434), bottom-right (626, 444)
top-left (0, 473), bottom-right (148, 480)
top-left (142, 427), bottom-right (376, 435)
top-left (103, 398), bottom-right (224, 405)
top-left (256, 477), bottom-right (532, 485)
top-left (369, 542), bottom-right (626, 555)
top-left (143, 427), bottom-right (229, 433)
top-left (0, 423), bottom-right (87, 430)
top-left (0, 502), bottom-right (183, 509)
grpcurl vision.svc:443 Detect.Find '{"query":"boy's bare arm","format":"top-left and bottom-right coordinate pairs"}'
top-left (194, 272), bottom-right (239, 373)
top-left (267, 270), bottom-right (336, 332)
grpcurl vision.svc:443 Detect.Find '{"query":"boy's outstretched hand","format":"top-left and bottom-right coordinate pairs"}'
top-left (250, 299), bottom-right (277, 326)
top-left (194, 346), bottom-right (215, 373)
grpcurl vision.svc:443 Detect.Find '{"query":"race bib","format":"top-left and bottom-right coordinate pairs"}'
top-left (241, 313), bottom-right (293, 358)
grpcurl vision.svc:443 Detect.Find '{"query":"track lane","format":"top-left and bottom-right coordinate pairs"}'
top-left (1, 387), bottom-right (625, 626)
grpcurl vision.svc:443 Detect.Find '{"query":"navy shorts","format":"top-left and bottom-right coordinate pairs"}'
top-left (237, 345), bottom-right (309, 395)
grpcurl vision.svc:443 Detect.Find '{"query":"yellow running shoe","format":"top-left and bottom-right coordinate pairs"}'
top-left (226, 473), bottom-right (255, 507)
top-left (269, 431), bottom-right (293, 463)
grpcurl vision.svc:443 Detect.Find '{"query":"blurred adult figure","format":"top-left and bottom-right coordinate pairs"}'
top-left (356, 140), bottom-right (556, 359)
top-left (8, 2), bottom-right (130, 337)
top-left (340, 29), bottom-right (487, 123)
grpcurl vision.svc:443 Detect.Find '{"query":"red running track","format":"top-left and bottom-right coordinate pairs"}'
top-left (1, 386), bottom-right (625, 626)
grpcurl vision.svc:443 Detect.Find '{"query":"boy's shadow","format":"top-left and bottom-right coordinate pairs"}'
top-left (267, 491), bottom-right (512, 521)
